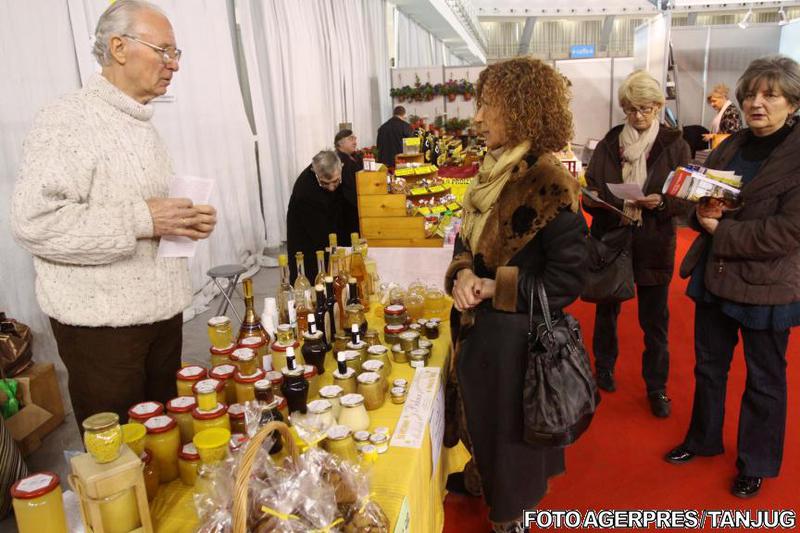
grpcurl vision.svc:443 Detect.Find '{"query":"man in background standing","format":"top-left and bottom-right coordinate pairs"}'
top-left (376, 105), bottom-right (414, 168)
top-left (335, 129), bottom-right (362, 246)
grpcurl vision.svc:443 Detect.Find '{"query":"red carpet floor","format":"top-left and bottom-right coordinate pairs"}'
top-left (444, 227), bottom-right (800, 532)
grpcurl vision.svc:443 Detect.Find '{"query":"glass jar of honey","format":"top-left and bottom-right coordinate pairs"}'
top-left (405, 292), bottom-right (425, 321)
top-left (324, 425), bottom-right (358, 463)
top-left (391, 386), bottom-right (407, 404)
top-left (127, 401), bottom-right (164, 425)
top-left (369, 432), bottom-right (389, 454)
top-left (384, 323), bottom-right (407, 346)
top-left (319, 385), bottom-right (344, 419)
top-left (266, 370), bottom-right (284, 398)
top-left (227, 403), bottom-right (246, 434)
top-left (275, 324), bottom-right (295, 344)
top-left (121, 422), bottom-right (146, 457)
top-left (357, 372), bottom-right (385, 410)
top-left (353, 430), bottom-right (371, 451)
top-left (366, 344), bottom-right (392, 376)
top-left (144, 415), bottom-right (180, 483)
top-left (192, 403), bottom-right (231, 435)
top-left (424, 288), bottom-right (447, 319)
top-left (409, 348), bottom-right (429, 368)
top-left (343, 304), bottom-right (367, 335)
top-left (176, 366), bottom-right (207, 397)
top-left (361, 360), bottom-right (387, 393)
top-left (333, 367), bottom-right (357, 394)
top-left (307, 399), bottom-right (335, 432)
top-left (231, 347), bottom-right (258, 375)
top-left (141, 450), bottom-right (159, 501)
top-left (233, 368), bottom-right (267, 403)
top-left (209, 364), bottom-right (237, 405)
top-left (166, 396), bottom-right (197, 445)
top-left (83, 412), bottom-right (122, 464)
top-left (364, 329), bottom-right (380, 346)
top-left (399, 330), bottom-right (420, 352)
top-left (333, 332), bottom-right (350, 355)
top-left (207, 316), bottom-right (233, 349)
top-left (209, 342), bottom-right (236, 368)
top-left (301, 330), bottom-right (327, 376)
top-left (391, 344), bottom-right (408, 363)
top-left (419, 339), bottom-right (434, 359)
top-left (384, 304), bottom-right (408, 325)
top-left (341, 349), bottom-right (362, 374)
top-left (193, 378), bottom-right (223, 410)
top-left (424, 321), bottom-right (440, 340)
top-left (239, 335), bottom-right (268, 367)
top-left (388, 287), bottom-right (407, 306)
top-left (254, 379), bottom-right (275, 404)
top-left (338, 394), bottom-right (370, 431)
top-left (11, 472), bottom-right (68, 533)
top-left (178, 443), bottom-right (201, 486)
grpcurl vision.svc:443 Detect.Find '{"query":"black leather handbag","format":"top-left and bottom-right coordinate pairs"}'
top-left (523, 280), bottom-right (599, 447)
top-left (580, 226), bottom-right (635, 304)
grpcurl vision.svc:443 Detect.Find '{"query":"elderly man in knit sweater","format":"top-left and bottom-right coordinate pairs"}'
top-left (11, 0), bottom-right (216, 428)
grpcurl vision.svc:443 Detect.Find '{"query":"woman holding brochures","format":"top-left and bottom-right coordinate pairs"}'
top-left (582, 70), bottom-right (690, 417)
top-left (666, 55), bottom-right (800, 499)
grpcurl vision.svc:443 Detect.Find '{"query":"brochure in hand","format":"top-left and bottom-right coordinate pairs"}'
top-left (662, 165), bottom-right (742, 204)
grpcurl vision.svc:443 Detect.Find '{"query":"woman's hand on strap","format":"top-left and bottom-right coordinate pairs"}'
top-left (452, 269), bottom-right (483, 311)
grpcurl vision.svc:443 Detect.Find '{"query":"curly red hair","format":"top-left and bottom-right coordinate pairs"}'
top-left (476, 57), bottom-right (573, 154)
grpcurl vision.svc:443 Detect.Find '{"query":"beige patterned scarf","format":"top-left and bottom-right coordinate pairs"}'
top-left (461, 140), bottom-right (531, 252)
top-left (620, 120), bottom-right (659, 224)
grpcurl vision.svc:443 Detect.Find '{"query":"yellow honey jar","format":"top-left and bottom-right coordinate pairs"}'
top-left (144, 415), bottom-right (180, 483)
top-left (127, 401), bottom-right (163, 425)
top-left (11, 472), bottom-right (68, 533)
top-left (177, 443), bottom-right (201, 486)
top-left (176, 366), bottom-right (207, 397)
top-left (209, 363), bottom-right (237, 405)
top-left (82, 412), bottom-right (122, 464)
top-left (166, 396), bottom-right (197, 445)
top-left (192, 403), bottom-right (231, 435)
top-left (193, 378), bottom-right (224, 410)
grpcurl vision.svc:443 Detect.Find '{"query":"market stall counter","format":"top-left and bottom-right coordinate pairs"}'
top-left (149, 303), bottom-right (470, 533)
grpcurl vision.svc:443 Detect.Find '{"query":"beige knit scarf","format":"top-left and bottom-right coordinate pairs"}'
top-left (620, 120), bottom-right (659, 224)
top-left (461, 140), bottom-right (531, 252)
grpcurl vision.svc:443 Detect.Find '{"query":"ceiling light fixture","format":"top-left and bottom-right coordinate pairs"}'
top-left (738, 8), bottom-right (753, 29)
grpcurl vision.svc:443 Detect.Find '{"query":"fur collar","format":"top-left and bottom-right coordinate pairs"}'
top-left (473, 152), bottom-right (580, 270)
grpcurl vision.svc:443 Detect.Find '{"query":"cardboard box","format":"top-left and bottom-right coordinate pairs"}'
top-left (5, 362), bottom-right (66, 456)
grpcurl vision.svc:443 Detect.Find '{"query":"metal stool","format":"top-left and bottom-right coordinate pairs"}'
top-left (207, 264), bottom-right (247, 322)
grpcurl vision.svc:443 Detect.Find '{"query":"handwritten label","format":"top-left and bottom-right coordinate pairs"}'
top-left (390, 367), bottom-right (441, 449)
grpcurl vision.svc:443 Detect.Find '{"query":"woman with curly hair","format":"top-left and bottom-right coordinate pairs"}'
top-left (443, 57), bottom-right (588, 533)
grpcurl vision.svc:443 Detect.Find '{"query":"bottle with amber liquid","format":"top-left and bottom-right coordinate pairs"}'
top-left (313, 250), bottom-right (327, 289)
top-left (238, 278), bottom-right (271, 346)
top-left (276, 254), bottom-right (297, 334)
top-left (294, 252), bottom-right (313, 307)
top-left (333, 250), bottom-right (348, 330)
top-left (327, 233), bottom-right (338, 277)
top-left (295, 289), bottom-right (310, 338)
top-left (349, 233), bottom-right (369, 311)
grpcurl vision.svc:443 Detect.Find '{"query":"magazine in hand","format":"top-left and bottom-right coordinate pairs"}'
top-left (662, 165), bottom-right (742, 204)
top-left (580, 187), bottom-right (635, 222)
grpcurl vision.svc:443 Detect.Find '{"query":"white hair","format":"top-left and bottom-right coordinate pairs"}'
top-left (311, 150), bottom-right (343, 178)
top-left (92, 0), bottom-right (165, 66)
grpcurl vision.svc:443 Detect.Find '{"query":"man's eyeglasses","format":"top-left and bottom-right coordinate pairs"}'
top-left (624, 106), bottom-right (656, 117)
top-left (122, 34), bottom-right (182, 64)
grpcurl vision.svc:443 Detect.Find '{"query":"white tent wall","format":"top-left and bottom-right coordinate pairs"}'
top-left (235, 0), bottom-right (392, 247)
top-left (671, 24), bottom-right (783, 129)
top-left (0, 0), bottom-right (82, 408)
top-left (394, 7), bottom-right (465, 68)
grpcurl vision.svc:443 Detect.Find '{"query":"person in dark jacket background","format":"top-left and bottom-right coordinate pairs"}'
top-left (666, 55), bottom-right (800, 499)
top-left (444, 57), bottom-right (587, 533)
top-left (286, 150), bottom-right (344, 283)
top-left (583, 70), bottom-right (691, 418)
top-left (376, 106), bottom-right (413, 168)
top-left (335, 129), bottom-right (362, 245)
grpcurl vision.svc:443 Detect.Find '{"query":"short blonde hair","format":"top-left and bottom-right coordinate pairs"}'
top-left (707, 83), bottom-right (729, 103)
top-left (618, 70), bottom-right (665, 110)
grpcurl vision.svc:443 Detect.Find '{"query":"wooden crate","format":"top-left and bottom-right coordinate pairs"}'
top-left (356, 168), bottom-right (388, 195)
top-left (358, 193), bottom-right (406, 217)
top-left (360, 216), bottom-right (426, 240)
top-left (395, 153), bottom-right (424, 165)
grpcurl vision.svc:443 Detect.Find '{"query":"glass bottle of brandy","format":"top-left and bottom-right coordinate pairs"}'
top-left (237, 278), bottom-right (271, 345)
top-left (276, 254), bottom-right (297, 334)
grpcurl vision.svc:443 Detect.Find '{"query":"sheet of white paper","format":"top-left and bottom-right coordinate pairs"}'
top-left (390, 367), bottom-right (441, 449)
top-left (430, 380), bottom-right (445, 479)
top-left (607, 182), bottom-right (646, 201)
top-left (157, 175), bottom-right (214, 258)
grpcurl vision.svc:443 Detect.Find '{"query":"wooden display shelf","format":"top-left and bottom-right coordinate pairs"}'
top-left (395, 153), bottom-right (424, 165)
top-left (356, 168), bottom-right (442, 248)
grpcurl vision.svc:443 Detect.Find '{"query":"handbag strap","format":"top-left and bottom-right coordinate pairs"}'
top-left (528, 278), bottom-right (554, 336)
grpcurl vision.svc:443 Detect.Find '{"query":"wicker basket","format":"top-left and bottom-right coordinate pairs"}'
top-left (232, 421), bottom-right (299, 533)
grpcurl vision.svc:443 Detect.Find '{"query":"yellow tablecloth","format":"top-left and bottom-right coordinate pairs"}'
top-left (150, 305), bottom-right (470, 532)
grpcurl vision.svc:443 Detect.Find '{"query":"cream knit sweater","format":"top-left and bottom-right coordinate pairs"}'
top-left (12, 74), bottom-right (191, 327)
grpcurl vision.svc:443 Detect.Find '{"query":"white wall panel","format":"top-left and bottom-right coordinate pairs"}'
top-left (557, 58), bottom-right (613, 145)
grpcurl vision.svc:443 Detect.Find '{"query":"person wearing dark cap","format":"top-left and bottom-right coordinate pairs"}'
top-left (377, 106), bottom-right (414, 168)
top-left (335, 129), bottom-right (362, 246)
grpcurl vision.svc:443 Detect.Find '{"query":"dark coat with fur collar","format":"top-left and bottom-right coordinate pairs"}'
top-left (583, 124), bottom-right (691, 285)
top-left (444, 152), bottom-right (588, 522)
